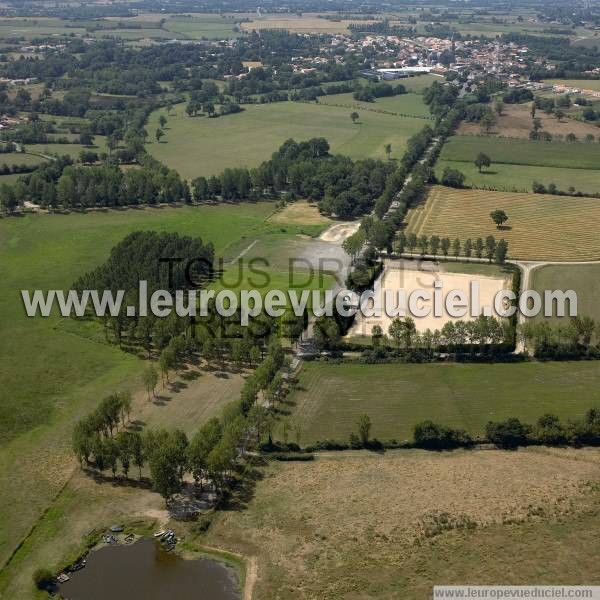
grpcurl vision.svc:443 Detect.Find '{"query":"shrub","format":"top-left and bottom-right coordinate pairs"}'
top-left (33, 568), bottom-right (54, 591)
top-left (413, 420), bottom-right (473, 449)
top-left (485, 418), bottom-right (530, 449)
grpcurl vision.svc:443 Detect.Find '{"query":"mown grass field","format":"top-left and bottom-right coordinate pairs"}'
top-left (206, 449), bottom-right (600, 599)
top-left (406, 185), bottom-right (600, 261)
top-left (0, 201), bottom-right (335, 573)
top-left (435, 159), bottom-right (600, 195)
top-left (285, 362), bottom-right (600, 444)
top-left (147, 100), bottom-right (428, 179)
top-left (440, 135), bottom-right (600, 170)
top-left (531, 264), bottom-right (600, 327)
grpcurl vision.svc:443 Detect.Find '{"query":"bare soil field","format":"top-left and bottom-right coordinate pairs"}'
top-left (348, 259), bottom-right (511, 337)
top-left (206, 448), bottom-right (600, 599)
top-left (457, 103), bottom-right (600, 139)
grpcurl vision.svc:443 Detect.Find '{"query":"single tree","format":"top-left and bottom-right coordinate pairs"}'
top-left (159, 115), bottom-right (167, 128)
top-left (485, 235), bottom-right (497, 263)
top-left (407, 232), bottom-right (418, 255)
top-left (475, 152), bottom-right (491, 173)
top-left (429, 235), bottom-right (440, 258)
top-left (490, 209), bottom-right (508, 228)
top-left (494, 238), bottom-right (509, 264)
top-left (388, 318), bottom-right (403, 350)
top-left (452, 237), bottom-right (461, 257)
top-left (356, 414), bottom-right (372, 447)
top-left (480, 112), bottom-right (495, 134)
top-left (384, 143), bottom-right (392, 160)
top-left (155, 128), bottom-right (164, 143)
top-left (143, 364), bottom-right (159, 400)
top-left (463, 238), bottom-right (473, 257)
top-left (475, 237), bottom-right (484, 259)
top-left (440, 237), bottom-right (450, 258)
top-left (371, 324), bottom-right (383, 348)
top-left (350, 111), bottom-right (359, 124)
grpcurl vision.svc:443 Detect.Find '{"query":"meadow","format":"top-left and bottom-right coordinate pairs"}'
top-left (0, 201), bottom-right (334, 573)
top-left (435, 159), bottom-right (600, 195)
top-left (284, 361), bottom-right (600, 444)
top-left (439, 135), bottom-right (600, 170)
top-left (146, 99), bottom-right (428, 179)
top-left (406, 185), bottom-right (600, 261)
top-left (318, 91), bottom-right (433, 118)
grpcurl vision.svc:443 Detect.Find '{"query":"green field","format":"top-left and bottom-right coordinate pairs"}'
top-left (26, 136), bottom-right (109, 159)
top-left (318, 91), bottom-right (432, 118)
top-left (162, 15), bottom-right (241, 39)
top-left (0, 17), bottom-right (84, 40)
top-left (440, 135), bottom-right (600, 170)
top-left (398, 74), bottom-right (442, 93)
top-left (147, 100), bottom-right (428, 179)
top-left (531, 264), bottom-right (600, 327)
top-left (0, 201), bottom-right (338, 571)
top-left (0, 153), bottom-right (48, 168)
top-left (436, 159), bottom-right (600, 195)
top-left (285, 362), bottom-right (600, 444)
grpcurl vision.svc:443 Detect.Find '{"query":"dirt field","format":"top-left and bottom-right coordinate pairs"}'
top-left (406, 185), bottom-right (600, 261)
top-left (457, 103), bottom-right (600, 139)
top-left (319, 221), bottom-right (360, 243)
top-left (348, 259), bottom-right (511, 336)
top-left (269, 201), bottom-right (332, 227)
top-left (206, 448), bottom-right (600, 599)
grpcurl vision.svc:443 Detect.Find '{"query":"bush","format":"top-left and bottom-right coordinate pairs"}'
top-left (305, 439), bottom-right (350, 451)
top-left (413, 420), bottom-right (473, 449)
top-left (33, 568), bottom-right (54, 591)
top-left (270, 452), bottom-right (315, 461)
top-left (485, 418), bottom-right (530, 449)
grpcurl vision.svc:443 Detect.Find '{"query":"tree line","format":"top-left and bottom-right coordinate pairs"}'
top-left (72, 336), bottom-right (288, 503)
top-left (395, 233), bottom-right (509, 264)
top-left (295, 407), bottom-right (600, 453)
top-left (518, 316), bottom-right (600, 359)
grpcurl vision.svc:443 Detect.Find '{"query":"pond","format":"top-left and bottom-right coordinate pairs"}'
top-left (59, 538), bottom-right (241, 600)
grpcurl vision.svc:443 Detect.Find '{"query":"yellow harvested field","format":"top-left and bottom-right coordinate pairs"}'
top-left (240, 15), bottom-right (377, 33)
top-left (348, 260), bottom-right (511, 335)
top-left (406, 186), bottom-right (600, 261)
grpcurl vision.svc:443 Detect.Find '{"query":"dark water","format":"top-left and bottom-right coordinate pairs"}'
top-left (59, 538), bottom-right (240, 600)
